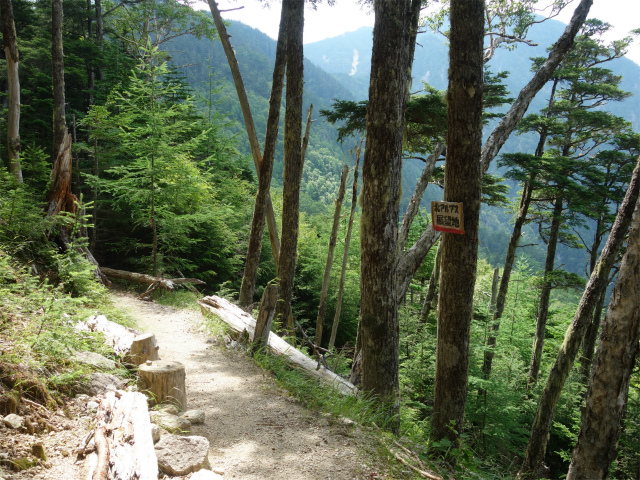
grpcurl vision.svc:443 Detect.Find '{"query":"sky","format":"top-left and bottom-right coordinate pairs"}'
top-left (207, 0), bottom-right (640, 65)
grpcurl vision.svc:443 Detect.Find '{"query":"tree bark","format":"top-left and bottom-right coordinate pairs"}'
top-left (207, 0), bottom-right (281, 270)
top-left (1, 0), bottom-right (22, 183)
top-left (275, 0), bottom-right (304, 332)
top-left (526, 196), bottom-right (563, 388)
top-left (430, 0), bottom-right (484, 448)
top-left (395, 0), bottom-right (593, 300)
top-left (314, 164), bottom-right (349, 346)
top-left (238, 2), bottom-right (288, 307)
top-left (329, 152), bottom-right (360, 350)
top-left (359, 0), bottom-right (416, 429)
top-left (251, 283), bottom-right (279, 354)
top-left (519, 156), bottom-right (640, 478)
top-left (417, 241), bottom-right (441, 326)
top-left (481, 180), bottom-right (534, 383)
top-left (566, 192), bottom-right (640, 480)
top-left (579, 287), bottom-right (606, 381)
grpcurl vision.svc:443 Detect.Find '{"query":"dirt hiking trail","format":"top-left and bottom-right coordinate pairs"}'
top-left (112, 292), bottom-right (386, 480)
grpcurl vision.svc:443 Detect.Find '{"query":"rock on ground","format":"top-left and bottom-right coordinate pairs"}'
top-left (155, 434), bottom-right (210, 475)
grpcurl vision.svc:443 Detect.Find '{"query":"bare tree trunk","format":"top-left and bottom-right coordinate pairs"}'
top-left (417, 241), bottom-right (441, 326)
top-left (395, 0), bottom-right (593, 299)
top-left (397, 144), bottom-right (444, 251)
top-left (430, 0), bottom-right (484, 448)
top-left (207, 0), bottom-right (281, 269)
top-left (314, 164), bottom-right (349, 346)
top-left (519, 157), bottom-right (640, 479)
top-left (526, 196), bottom-right (563, 388)
top-left (238, 3), bottom-right (288, 307)
top-left (1, 0), bottom-right (22, 183)
top-left (251, 283), bottom-right (279, 354)
top-left (329, 150), bottom-right (361, 350)
top-left (481, 180), bottom-right (534, 383)
top-left (274, 0), bottom-right (304, 333)
top-left (579, 287), bottom-right (606, 381)
top-left (566, 193), bottom-right (640, 479)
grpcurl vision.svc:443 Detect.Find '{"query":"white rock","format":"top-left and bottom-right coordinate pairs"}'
top-left (72, 351), bottom-right (117, 371)
top-left (4, 413), bottom-right (23, 429)
top-left (181, 410), bottom-right (205, 425)
top-left (155, 435), bottom-right (210, 475)
top-left (156, 404), bottom-right (180, 416)
top-left (191, 469), bottom-right (224, 480)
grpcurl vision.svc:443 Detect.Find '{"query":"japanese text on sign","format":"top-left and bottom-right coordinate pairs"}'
top-left (431, 201), bottom-right (465, 234)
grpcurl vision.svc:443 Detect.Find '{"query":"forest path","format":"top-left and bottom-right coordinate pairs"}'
top-left (112, 292), bottom-right (382, 480)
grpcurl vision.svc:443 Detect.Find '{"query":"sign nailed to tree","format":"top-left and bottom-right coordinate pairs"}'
top-left (431, 201), bottom-right (465, 234)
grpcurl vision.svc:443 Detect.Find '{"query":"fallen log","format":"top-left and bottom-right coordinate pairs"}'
top-left (84, 390), bottom-right (158, 480)
top-left (198, 295), bottom-right (356, 395)
top-left (75, 314), bottom-right (139, 356)
top-left (100, 268), bottom-right (205, 299)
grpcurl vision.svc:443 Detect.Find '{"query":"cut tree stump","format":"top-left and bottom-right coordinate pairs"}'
top-left (126, 334), bottom-right (160, 366)
top-left (138, 361), bottom-right (187, 411)
top-left (251, 284), bottom-right (278, 354)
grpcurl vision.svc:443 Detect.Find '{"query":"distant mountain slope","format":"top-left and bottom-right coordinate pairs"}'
top-left (165, 20), bottom-right (359, 211)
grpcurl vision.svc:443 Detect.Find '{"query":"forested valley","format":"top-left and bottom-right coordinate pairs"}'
top-left (1, 0), bottom-right (640, 477)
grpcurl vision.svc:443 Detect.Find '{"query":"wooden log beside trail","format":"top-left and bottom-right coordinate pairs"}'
top-left (100, 268), bottom-right (205, 299)
top-left (126, 334), bottom-right (160, 366)
top-left (198, 295), bottom-right (356, 395)
top-left (138, 361), bottom-right (187, 411)
top-left (85, 390), bottom-right (158, 480)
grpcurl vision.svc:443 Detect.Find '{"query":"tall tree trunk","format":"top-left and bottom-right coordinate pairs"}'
top-left (359, 0), bottom-right (416, 429)
top-left (519, 157), bottom-right (640, 478)
top-left (417, 241), bottom-right (441, 326)
top-left (395, 0), bottom-right (593, 299)
top-left (315, 164), bottom-right (349, 346)
top-left (207, 0), bottom-right (281, 270)
top-left (579, 287), bottom-right (606, 381)
top-left (526, 196), bottom-right (563, 388)
top-left (1, 0), bottom-right (22, 183)
top-left (47, 0), bottom-right (77, 218)
top-left (430, 0), bottom-right (484, 448)
top-left (238, 2), bottom-right (288, 307)
top-left (566, 192), bottom-right (640, 480)
top-left (274, 0), bottom-right (304, 332)
top-left (481, 179), bottom-right (534, 383)
top-left (329, 152), bottom-right (360, 351)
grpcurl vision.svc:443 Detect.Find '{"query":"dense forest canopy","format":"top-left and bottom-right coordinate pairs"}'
top-left (1, 0), bottom-right (640, 477)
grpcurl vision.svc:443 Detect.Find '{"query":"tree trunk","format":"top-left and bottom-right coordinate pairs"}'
top-left (566, 192), bottom-right (640, 480)
top-left (359, 0), bottom-right (416, 430)
top-left (430, 0), bottom-right (484, 448)
top-left (519, 157), bottom-right (640, 478)
top-left (329, 151), bottom-right (361, 350)
top-left (398, 143), bottom-right (444, 251)
top-left (52, 0), bottom-right (66, 155)
top-left (526, 196), bottom-right (563, 388)
top-left (207, 0), bottom-right (281, 269)
top-left (238, 3), bottom-right (288, 307)
top-left (1, 0), bottom-right (22, 183)
top-left (274, 0), bottom-right (304, 332)
top-left (417, 241), bottom-right (441, 326)
top-left (481, 179), bottom-right (534, 383)
top-left (314, 164), bottom-right (349, 346)
top-left (579, 287), bottom-right (606, 381)
top-left (395, 0), bottom-right (593, 300)
top-left (251, 283), bottom-right (279, 354)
